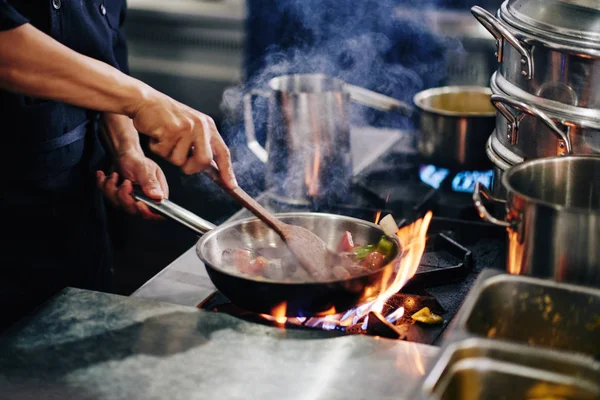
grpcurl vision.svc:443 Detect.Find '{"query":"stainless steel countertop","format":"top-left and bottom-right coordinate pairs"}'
top-left (132, 126), bottom-right (408, 307)
top-left (0, 288), bottom-right (439, 400)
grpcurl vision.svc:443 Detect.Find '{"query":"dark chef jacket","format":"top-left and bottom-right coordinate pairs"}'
top-left (0, 0), bottom-right (129, 329)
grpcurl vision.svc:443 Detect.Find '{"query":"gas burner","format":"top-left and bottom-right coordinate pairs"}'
top-left (198, 290), bottom-right (446, 342)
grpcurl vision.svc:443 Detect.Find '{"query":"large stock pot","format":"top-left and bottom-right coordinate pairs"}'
top-left (473, 156), bottom-right (600, 288)
top-left (472, 1), bottom-right (600, 109)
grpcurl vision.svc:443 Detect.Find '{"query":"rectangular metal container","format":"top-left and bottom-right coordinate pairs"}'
top-left (412, 269), bottom-right (600, 399)
top-left (450, 269), bottom-right (600, 358)
top-left (416, 338), bottom-right (600, 400)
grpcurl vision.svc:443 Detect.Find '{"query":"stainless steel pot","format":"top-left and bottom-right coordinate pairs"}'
top-left (491, 72), bottom-right (600, 159)
top-left (485, 132), bottom-right (520, 200)
top-left (473, 156), bottom-right (600, 287)
top-left (414, 86), bottom-right (496, 169)
top-left (472, 1), bottom-right (600, 109)
top-left (243, 73), bottom-right (413, 206)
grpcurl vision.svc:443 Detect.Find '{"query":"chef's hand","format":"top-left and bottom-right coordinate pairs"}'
top-left (96, 151), bottom-right (169, 220)
top-left (129, 94), bottom-right (237, 189)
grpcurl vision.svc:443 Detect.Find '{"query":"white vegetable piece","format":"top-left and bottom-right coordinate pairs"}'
top-left (379, 214), bottom-right (399, 236)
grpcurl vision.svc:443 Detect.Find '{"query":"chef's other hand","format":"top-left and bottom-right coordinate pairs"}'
top-left (129, 94), bottom-right (237, 189)
top-left (96, 151), bottom-right (169, 220)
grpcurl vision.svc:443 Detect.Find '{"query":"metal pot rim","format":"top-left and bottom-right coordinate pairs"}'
top-left (268, 73), bottom-right (347, 94)
top-left (500, 1), bottom-right (600, 54)
top-left (492, 72), bottom-right (600, 126)
top-left (413, 86), bottom-right (495, 117)
top-left (501, 155), bottom-right (600, 215)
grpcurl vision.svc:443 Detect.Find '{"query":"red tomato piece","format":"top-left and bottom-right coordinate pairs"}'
top-left (233, 249), bottom-right (253, 274)
top-left (250, 256), bottom-right (270, 275)
top-left (362, 252), bottom-right (385, 270)
top-left (337, 231), bottom-right (355, 252)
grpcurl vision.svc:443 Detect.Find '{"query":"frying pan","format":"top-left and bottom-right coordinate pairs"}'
top-left (134, 192), bottom-right (402, 317)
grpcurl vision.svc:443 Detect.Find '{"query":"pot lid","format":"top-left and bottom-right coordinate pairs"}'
top-left (500, 0), bottom-right (600, 47)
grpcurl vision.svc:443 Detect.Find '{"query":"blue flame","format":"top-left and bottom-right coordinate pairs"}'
top-left (419, 165), bottom-right (494, 193)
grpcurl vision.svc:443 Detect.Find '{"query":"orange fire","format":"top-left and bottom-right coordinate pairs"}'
top-left (260, 302), bottom-right (288, 326)
top-left (371, 211), bottom-right (433, 315)
top-left (320, 211), bottom-right (432, 328)
top-left (264, 212), bottom-right (433, 331)
top-left (374, 211), bottom-right (382, 225)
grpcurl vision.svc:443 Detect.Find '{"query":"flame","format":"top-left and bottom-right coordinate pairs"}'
top-left (374, 210), bottom-right (382, 224)
top-left (257, 212), bottom-right (433, 334)
top-left (386, 307), bottom-right (405, 323)
top-left (314, 306), bottom-right (336, 316)
top-left (306, 211), bottom-right (433, 331)
top-left (262, 302), bottom-right (287, 326)
top-left (371, 211), bottom-right (433, 313)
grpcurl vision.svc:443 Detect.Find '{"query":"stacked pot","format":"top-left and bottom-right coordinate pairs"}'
top-left (471, 0), bottom-right (600, 288)
top-left (471, 0), bottom-right (600, 197)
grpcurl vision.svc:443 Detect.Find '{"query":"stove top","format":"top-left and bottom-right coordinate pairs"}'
top-left (198, 136), bottom-right (506, 345)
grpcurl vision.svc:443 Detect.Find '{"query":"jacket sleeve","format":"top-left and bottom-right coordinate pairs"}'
top-left (0, 1), bottom-right (28, 31)
top-left (113, 0), bottom-right (129, 74)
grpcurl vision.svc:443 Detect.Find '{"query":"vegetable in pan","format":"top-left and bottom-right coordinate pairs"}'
top-left (220, 231), bottom-right (395, 282)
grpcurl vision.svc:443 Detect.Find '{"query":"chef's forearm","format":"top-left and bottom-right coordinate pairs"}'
top-left (0, 23), bottom-right (153, 117)
top-left (101, 113), bottom-right (143, 157)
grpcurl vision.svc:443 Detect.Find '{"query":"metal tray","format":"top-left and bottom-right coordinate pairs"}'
top-left (447, 269), bottom-right (600, 358)
top-left (415, 338), bottom-right (600, 400)
top-left (412, 269), bottom-right (600, 399)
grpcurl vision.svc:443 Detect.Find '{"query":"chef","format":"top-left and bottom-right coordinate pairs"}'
top-left (0, 1), bottom-right (237, 330)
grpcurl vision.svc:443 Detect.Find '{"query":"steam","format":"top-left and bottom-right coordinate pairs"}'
top-left (213, 0), bottom-right (458, 203)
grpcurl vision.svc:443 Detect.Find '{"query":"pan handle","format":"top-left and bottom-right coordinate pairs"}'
top-left (132, 189), bottom-right (216, 235)
top-left (345, 84), bottom-right (414, 116)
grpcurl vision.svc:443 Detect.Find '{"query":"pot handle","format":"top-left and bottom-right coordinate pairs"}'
top-left (471, 6), bottom-right (533, 80)
top-left (490, 94), bottom-right (573, 155)
top-left (472, 182), bottom-right (510, 228)
top-left (345, 84), bottom-right (414, 116)
top-left (132, 189), bottom-right (217, 235)
top-left (243, 89), bottom-right (270, 163)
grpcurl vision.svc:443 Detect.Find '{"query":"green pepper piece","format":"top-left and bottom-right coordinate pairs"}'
top-left (352, 244), bottom-right (376, 260)
top-left (377, 236), bottom-right (394, 257)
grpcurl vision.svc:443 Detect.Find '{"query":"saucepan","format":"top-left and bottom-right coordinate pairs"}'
top-left (473, 156), bottom-right (600, 288)
top-left (243, 73), bottom-right (414, 205)
top-left (133, 192), bottom-right (402, 317)
top-left (414, 86), bottom-right (496, 169)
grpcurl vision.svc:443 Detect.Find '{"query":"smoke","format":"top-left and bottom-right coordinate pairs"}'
top-left (212, 0), bottom-right (462, 205)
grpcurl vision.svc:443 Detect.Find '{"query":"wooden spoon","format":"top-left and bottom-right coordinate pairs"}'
top-left (203, 165), bottom-right (336, 280)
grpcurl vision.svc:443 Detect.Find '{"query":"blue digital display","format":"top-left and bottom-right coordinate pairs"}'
top-left (419, 165), bottom-right (494, 193)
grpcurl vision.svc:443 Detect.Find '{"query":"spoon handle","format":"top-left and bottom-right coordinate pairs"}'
top-left (204, 165), bottom-right (286, 236)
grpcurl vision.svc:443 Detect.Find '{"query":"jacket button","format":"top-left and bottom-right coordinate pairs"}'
top-left (52, 0), bottom-right (61, 10)
top-left (100, 4), bottom-right (107, 15)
